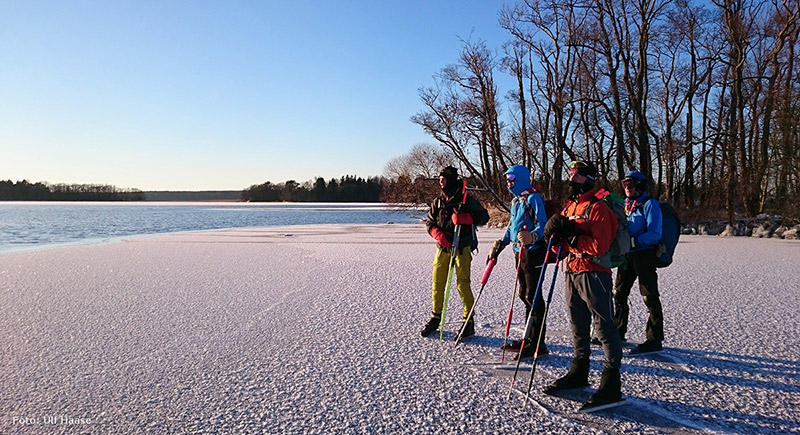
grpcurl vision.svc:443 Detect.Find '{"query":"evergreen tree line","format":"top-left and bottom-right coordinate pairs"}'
top-left (0, 180), bottom-right (145, 201)
top-left (410, 0), bottom-right (800, 221)
top-left (241, 175), bottom-right (383, 202)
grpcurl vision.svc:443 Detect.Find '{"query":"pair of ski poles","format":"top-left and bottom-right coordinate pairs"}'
top-left (499, 225), bottom-right (539, 362)
top-left (507, 237), bottom-right (563, 405)
top-left (439, 179), bottom-right (468, 341)
top-left (458, 233), bottom-right (554, 352)
top-left (445, 226), bottom-right (564, 404)
top-left (456, 234), bottom-right (554, 350)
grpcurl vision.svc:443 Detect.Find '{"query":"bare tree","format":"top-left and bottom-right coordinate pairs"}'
top-left (409, 0), bottom-right (800, 220)
top-left (501, 0), bottom-right (587, 196)
top-left (384, 143), bottom-right (453, 180)
top-left (501, 39), bottom-right (534, 168)
top-left (411, 39), bottom-right (511, 208)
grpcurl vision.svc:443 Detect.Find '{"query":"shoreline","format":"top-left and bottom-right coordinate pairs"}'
top-left (0, 203), bottom-right (424, 255)
top-left (0, 222), bottom-right (429, 256)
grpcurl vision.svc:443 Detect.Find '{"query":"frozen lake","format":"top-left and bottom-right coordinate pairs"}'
top-left (1, 224), bottom-right (798, 433)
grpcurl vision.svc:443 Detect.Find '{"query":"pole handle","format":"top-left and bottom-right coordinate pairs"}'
top-left (480, 258), bottom-right (496, 285)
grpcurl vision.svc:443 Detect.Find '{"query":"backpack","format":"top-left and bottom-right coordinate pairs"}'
top-left (518, 188), bottom-right (562, 224)
top-left (543, 199), bottom-right (562, 220)
top-left (591, 190), bottom-right (631, 268)
top-left (567, 189), bottom-right (630, 268)
top-left (649, 200), bottom-right (681, 268)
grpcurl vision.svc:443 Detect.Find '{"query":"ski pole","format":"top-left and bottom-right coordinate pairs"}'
top-left (524, 245), bottom-right (563, 406)
top-left (500, 244), bottom-right (525, 363)
top-left (439, 179), bottom-right (469, 341)
top-left (507, 236), bottom-right (556, 399)
top-left (454, 257), bottom-right (497, 347)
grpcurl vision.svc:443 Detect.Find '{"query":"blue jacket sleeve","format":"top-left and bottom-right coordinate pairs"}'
top-left (635, 198), bottom-right (663, 248)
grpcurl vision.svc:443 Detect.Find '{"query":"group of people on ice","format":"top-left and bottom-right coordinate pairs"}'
top-left (420, 161), bottom-right (665, 411)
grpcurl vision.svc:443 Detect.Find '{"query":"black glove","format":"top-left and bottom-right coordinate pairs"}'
top-left (544, 215), bottom-right (581, 241)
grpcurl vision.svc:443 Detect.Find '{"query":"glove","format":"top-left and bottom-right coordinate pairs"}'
top-left (430, 227), bottom-right (453, 249)
top-left (517, 230), bottom-right (537, 246)
top-left (543, 214), bottom-right (580, 241)
top-left (487, 239), bottom-right (505, 262)
top-left (451, 212), bottom-right (473, 226)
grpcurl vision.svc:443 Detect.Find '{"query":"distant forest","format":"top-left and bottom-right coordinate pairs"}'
top-left (241, 176), bottom-right (382, 202)
top-left (1, 177), bottom-right (385, 202)
top-left (0, 180), bottom-right (145, 201)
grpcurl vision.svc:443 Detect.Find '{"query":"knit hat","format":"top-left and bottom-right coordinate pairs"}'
top-left (439, 166), bottom-right (460, 196)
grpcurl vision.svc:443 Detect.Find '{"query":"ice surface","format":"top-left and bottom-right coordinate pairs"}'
top-left (1, 224), bottom-right (798, 434)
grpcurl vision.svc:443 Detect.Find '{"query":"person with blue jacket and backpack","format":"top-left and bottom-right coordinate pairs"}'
top-left (613, 170), bottom-right (664, 353)
top-left (486, 165), bottom-right (549, 358)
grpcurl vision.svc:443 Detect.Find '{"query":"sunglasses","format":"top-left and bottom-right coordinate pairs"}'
top-left (622, 179), bottom-right (637, 189)
top-left (506, 174), bottom-right (516, 185)
top-left (568, 169), bottom-right (587, 184)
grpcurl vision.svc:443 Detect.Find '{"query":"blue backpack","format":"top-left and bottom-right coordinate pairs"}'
top-left (653, 200), bottom-right (681, 268)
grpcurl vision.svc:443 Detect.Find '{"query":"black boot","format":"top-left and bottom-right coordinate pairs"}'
top-left (516, 341), bottom-right (548, 360)
top-left (500, 339), bottom-right (523, 351)
top-left (454, 320), bottom-right (474, 341)
top-left (420, 317), bottom-right (440, 337)
top-left (632, 339), bottom-right (662, 353)
top-left (582, 368), bottom-right (623, 410)
top-left (543, 358), bottom-right (590, 394)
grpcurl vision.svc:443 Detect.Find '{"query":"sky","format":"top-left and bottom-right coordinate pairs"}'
top-left (0, 1), bottom-right (514, 191)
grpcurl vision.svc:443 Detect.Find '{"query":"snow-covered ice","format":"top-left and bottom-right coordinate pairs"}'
top-left (1, 224), bottom-right (798, 434)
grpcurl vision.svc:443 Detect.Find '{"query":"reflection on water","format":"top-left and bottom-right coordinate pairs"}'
top-left (0, 202), bottom-right (423, 254)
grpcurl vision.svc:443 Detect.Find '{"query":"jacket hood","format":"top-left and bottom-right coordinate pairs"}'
top-left (505, 165), bottom-right (533, 197)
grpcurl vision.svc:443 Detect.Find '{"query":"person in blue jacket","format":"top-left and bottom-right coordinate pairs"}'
top-left (613, 170), bottom-right (664, 353)
top-left (487, 165), bottom-right (549, 358)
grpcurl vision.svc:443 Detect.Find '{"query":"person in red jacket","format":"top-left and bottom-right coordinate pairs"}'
top-left (421, 166), bottom-right (489, 339)
top-left (542, 161), bottom-right (624, 410)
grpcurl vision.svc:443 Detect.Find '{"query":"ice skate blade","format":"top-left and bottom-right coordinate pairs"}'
top-left (579, 398), bottom-right (626, 413)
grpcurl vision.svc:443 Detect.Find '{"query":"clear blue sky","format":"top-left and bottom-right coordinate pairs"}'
top-left (1, 1), bottom-right (512, 191)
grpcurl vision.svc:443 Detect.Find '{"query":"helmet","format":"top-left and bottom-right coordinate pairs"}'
top-left (623, 170), bottom-right (646, 183)
top-left (567, 161), bottom-right (597, 195)
top-left (568, 161), bottom-right (596, 189)
top-left (622, 170), bottom-right (647, 195)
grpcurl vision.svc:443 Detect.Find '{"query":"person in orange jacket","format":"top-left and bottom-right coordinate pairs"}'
top-left (542, 161), bottom-right (624, 411)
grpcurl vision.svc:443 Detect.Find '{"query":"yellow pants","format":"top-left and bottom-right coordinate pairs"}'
top-left (431, 246), bottom-right (474, 320)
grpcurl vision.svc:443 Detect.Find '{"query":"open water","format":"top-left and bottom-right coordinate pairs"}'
top-left (0, 202), bottom-right (423, 254)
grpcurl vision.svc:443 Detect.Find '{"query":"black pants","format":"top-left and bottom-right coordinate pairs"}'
top-left (566, 271), bottom-right (622, 369)
top-left (613, 249), bottom-right (663, 342)
top-left (517, 247), bottom-right (547, 345)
